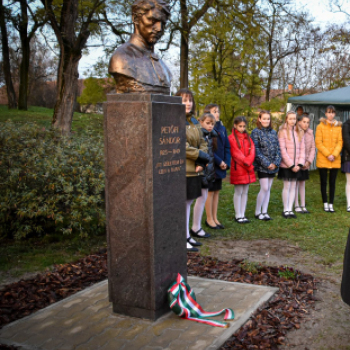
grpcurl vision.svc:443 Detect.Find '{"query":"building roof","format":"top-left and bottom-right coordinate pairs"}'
top-left (288, 85), bottom-right (350, 105)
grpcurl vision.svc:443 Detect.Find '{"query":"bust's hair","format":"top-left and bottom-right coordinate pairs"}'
top-left (132, 0), bottom-right (170, 20)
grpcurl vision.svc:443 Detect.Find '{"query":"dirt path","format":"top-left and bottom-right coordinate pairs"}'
top-left (206, 239), bottom-right (350, 350)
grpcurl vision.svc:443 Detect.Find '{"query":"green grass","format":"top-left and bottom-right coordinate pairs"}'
top-left (0, 105), bottom-right (103, 134)
top-left (205, 170), bottom-right (349, 272)
top-left (0, 106), bottom-right (349, 280)
top-left (0, 234), bottom-right (107, 283)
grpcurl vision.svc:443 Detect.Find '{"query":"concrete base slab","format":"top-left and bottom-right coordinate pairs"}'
top-left (0, 277), bottom-right (278, 350)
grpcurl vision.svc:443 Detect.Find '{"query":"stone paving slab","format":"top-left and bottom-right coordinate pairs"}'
top-left (0, 277), bottom-right (278, 350)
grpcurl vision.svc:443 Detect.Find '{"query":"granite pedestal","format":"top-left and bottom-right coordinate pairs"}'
top-left (104, 94), bottom-right (187, 320)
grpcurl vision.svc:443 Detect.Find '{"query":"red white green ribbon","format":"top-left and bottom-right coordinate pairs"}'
top-left (168, 273), bottom-right (234, 328)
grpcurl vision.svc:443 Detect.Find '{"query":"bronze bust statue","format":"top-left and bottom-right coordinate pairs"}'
top-left (108, 0), bottom-right (172, 94)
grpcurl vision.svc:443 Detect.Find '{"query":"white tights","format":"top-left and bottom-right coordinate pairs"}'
top-left (346, 174), bottom-right (350, 208)
top-left (234, 184), bottom-right (249, 219)
top-left (186, 199), bottom-right (194, 239)
top-left (192, 188), bottom-right (209, 232)
top-left (295, 181), bottom-right (306, 207)
top-left (282, 180), bottom-right (297, 212)
top-left (255, 178), bottom-right (274, 215)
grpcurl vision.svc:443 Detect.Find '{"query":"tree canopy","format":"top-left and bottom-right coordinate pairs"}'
top-left (1, 0), bottom-right (350, 131)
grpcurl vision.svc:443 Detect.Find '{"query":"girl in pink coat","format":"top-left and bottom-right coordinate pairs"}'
top-left (278, 111), bottom-right (305, 218)
top-left (294, 113), bottom-right (316, 214)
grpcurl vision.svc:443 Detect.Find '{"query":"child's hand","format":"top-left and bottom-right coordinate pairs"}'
top-left (267, 163), bottom-right (276, 170)
top-left (327, 155), bottom-right (335, 162)
top-left (196, 166), bottom-right (203, 172)
top-left (292, 166), bottom-right (300, 172)
top-left (220, 161), bottom-right (227, 170)
top-left (302, 161), bottom-right (310, 170)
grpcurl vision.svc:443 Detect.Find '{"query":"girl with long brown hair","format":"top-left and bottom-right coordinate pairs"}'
top-left (251, 111), bottom-right (281, 220)
top-left (175, 88), bottom-right (210, 252)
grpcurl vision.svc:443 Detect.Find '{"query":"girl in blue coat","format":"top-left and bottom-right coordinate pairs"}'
top-left (204, 104), bottom-right (231, 229)
top-left (251, 111), bottom-right (281, 221)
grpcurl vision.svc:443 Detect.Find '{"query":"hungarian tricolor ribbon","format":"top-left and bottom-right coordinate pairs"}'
top-left (168, 273), bottom-right (234, 328)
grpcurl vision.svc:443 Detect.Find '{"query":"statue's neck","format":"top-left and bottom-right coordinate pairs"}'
top-left (130, 33), bottom-right (154, 52)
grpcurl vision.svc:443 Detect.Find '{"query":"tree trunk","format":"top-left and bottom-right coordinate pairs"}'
top-left (265, 68), bottom-right (273, 102)
top-left (52, 50), bottom-right (80, 133)
top-left (18, 0), bottom-right (29, 110)
top-left (179, 0), bottom-right (189, 88)
top-left (0, 0), bottom-right (17, 109)
top-left (180, 33), bottom-right (189, 88)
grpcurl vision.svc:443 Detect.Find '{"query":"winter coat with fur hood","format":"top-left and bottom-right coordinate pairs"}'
top-left (229, 129), bottom-right (256, 185)
top-left (315, 118), bottom-right (343, 169)
top-left (278, 124), bottom-right (305, 169)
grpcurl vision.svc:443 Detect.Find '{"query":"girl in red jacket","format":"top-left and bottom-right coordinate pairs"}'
top-left (229, 116), bottom-right (256, 223)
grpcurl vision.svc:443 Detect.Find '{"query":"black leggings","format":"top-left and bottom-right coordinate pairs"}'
top-left (318, 168), bottom-right (339, 204)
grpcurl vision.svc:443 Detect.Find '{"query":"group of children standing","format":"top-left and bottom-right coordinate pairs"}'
top-left (177, 88), bottom-right (346, 252)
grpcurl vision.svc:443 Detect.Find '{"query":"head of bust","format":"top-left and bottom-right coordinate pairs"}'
top-left (132, 0), bottom-right (170, 46)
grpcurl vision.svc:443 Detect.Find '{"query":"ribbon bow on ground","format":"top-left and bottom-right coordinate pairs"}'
top-left (168, 273), bottom-right (234, 328)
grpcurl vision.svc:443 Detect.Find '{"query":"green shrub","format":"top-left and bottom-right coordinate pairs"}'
top-left (77, 77), bottom-right (114, 105)
top-left (0, 121), bottom-right (106, 240)
top-left (259, 94), bottom-right (289, 113)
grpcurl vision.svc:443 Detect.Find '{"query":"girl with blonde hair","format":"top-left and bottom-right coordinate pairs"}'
top-left (278, 111), bottom-right (305, 218)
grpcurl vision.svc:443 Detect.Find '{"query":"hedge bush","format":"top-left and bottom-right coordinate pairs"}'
top-left (0, 121), bottom-right (106, 240)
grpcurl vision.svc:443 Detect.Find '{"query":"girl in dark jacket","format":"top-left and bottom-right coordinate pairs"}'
top-left (342, 118), bottom-right (350, 211)
top-left (251, 111), bottom-right (281, 221)
top-left (203, 104), bottom-right (231, 229)
top-left (175, 88), bottom-right (210, 252)
top-left (191, 113), bottom-right (217, 235)
top-left (229, 116), bottom-right (256, 223)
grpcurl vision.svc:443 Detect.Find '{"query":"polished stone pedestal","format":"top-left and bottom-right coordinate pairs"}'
top-left (104, 94), bottom-right (187, 320)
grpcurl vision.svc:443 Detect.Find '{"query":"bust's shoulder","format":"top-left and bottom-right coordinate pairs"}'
top-left (109, 42), bottom-right (138, 74)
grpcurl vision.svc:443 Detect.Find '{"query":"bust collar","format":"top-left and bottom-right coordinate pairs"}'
top-left (129, 34), bottom-right (160, 60)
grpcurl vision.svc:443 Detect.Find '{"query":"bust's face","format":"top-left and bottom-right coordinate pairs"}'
top-left (134, 8), bottom-right (166, 45)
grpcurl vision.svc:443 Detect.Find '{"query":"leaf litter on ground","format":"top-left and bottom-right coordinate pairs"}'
top-left (0, 251), bottom-right (318, 349)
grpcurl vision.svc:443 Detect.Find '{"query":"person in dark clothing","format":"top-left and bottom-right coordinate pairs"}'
top-left (203, 104), bottom-right (231, 229)
top-left (341, 229), bottom-right (350, 306)
top-left (341, 118), bottom-right (350, 212)
top-left (191, 113), bottom-right (217, 236)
